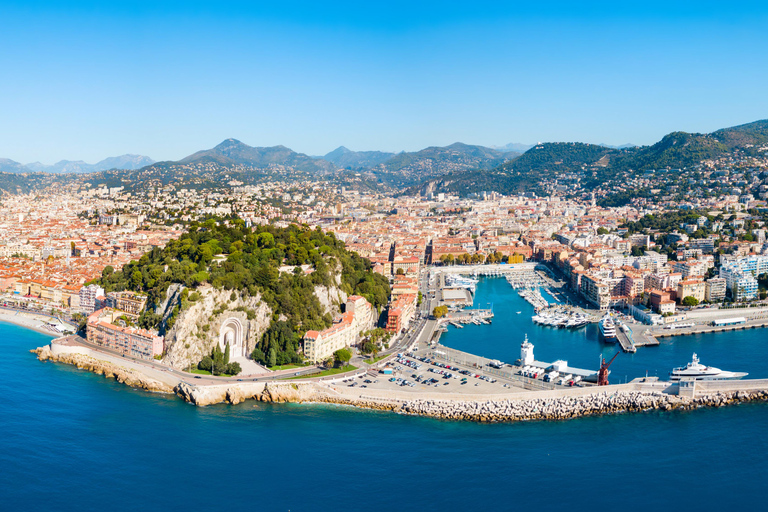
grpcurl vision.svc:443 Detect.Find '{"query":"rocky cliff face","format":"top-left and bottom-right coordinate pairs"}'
top-left (314, 284), bottom-right (347, 313)
top-left (161, 271), bottom-right (349, 370)
top-left (162, 285), bottom-right (272, 369)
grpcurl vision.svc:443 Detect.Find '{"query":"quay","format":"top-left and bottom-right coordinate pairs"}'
top-left (652, 320), bottom-right (768, 338)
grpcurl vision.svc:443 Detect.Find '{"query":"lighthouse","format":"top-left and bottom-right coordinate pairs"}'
top-left (520, 334), bottom-right (534, 365)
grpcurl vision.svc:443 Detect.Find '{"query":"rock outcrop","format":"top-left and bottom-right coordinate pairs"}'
top-left (161, 274), bottom-right (349, 370)
top-left (163, 285), bottom-right (272, 369)
top-left (33, 345), bottom-right (174, 394)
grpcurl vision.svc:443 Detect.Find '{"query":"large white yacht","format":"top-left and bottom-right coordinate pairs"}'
top-left (599, 316), bottom-right (618, 343)
top-left (669, 353), bottom-right (748, 381)
top-left (445, 274), bottom-right (478, 294)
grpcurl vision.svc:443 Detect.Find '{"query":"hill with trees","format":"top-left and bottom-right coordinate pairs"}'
top-left (410, 119), bottom-right (768, 199)
top-left (95, 218), bottom-right (390, 366)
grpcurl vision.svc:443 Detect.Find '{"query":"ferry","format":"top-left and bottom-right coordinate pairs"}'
top-left (669, 353), bottom-right (748, 381)
top-left (599, 316), bottom-right (618, 343)
top-left (445, 274), bottom-right (478, 294)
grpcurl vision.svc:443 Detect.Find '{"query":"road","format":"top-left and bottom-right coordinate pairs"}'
top-left (49, 266), bottom-right (445, 388)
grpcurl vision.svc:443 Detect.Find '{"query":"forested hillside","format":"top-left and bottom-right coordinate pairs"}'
top-left (95, 219), bottom-right (390, 364)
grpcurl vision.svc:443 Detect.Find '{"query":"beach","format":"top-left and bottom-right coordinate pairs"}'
top-left (0, 309), bottom-right (68, 337)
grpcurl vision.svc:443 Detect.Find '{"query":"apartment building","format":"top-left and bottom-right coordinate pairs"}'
top-left (303, 296), bottom-right (375, 363)
top-left (86, 308), bottom-right (164, 360)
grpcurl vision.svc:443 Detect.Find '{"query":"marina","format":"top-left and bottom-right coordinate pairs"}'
top-left (437, 275), bottom-right (768, 383)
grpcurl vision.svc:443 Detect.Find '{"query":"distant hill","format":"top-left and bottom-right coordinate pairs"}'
top-left (613, 132), bottom-right (728, 172)
top-left (2, 154), bottom-right (154, 174)
top-left (407, 142), bottom-right (612, 196)
top-left (599, 143), bottom-right (637, 149)
top-left (180, 139), bottom-right (335, 173)
top-left (322, 146), bottom-right (395, 169)
top-left (375, 142), bottom-right (516, 184)
top-left (491, 142), bottom-right (534, 153)
top-left (409, 118), bottom-right (768, 198)
top-left (711, 119), bottom-right (768, 149)
top-left (0, 158), bottom-right (29, 174)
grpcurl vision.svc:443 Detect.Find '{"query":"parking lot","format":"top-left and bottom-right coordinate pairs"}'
top-left (339, 351), bottom-right (531, 395)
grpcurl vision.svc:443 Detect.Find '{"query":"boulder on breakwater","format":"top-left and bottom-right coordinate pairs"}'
top-left (394, 389), bottom-right (768, 422)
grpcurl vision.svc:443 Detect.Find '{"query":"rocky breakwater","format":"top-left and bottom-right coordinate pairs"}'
top-left (173, 380), bottom-right (401, 412)
top-left (397, 389), bottom-right (768, 422)
top-left (33, 345), bottom-right (174, 394)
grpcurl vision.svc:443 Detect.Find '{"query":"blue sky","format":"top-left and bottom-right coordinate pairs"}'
top-left (1, 1), bottom-right (767, 163)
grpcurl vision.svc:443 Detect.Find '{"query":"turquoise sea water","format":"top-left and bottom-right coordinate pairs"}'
top-left (442, 277), bottom-right (768, 381)
top-left (3, 283), bottom-right (768, 511)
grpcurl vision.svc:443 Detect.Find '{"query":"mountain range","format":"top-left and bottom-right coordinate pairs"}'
top-left (1, 119), bottom-right (766, 200)
top-left (143, 139), bottom-right (519, 184)
top-left (409, 119), bottom-right (768, 198)
top-left (0, 154), bottom-right (154, 174)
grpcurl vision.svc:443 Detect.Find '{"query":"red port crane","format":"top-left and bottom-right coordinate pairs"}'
top-left (597, 352), bottom-right (620, 386)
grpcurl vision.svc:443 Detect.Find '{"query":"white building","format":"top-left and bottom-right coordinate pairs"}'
top-left (79, 284), bottom-right (105, 313)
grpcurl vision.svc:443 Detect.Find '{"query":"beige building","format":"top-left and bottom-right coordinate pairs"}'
top-left (677, 279), bottom-right (706, 304)
top-left (303, 296), bottom-right (374, 363)
top-left (705, 278), bottom-right (727, 302)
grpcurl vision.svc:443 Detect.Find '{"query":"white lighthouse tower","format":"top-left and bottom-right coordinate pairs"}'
top-left (520, 334), bottom-right (534, 365)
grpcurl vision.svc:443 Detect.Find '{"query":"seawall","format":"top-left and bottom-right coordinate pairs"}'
top-left (34, 338), bottom-right (768, 422)
top-left (172, 379), bottom-right (768, 422)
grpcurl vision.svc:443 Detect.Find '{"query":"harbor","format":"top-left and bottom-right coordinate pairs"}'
top-left (434, 274), bottom-right (768, 385)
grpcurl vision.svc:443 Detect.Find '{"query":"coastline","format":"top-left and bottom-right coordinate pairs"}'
top-left (0, 310), bottom-right (66, 337)
top-left (32, 336), bottom-right (768, 422)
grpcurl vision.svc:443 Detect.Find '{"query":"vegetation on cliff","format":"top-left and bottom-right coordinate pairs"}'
top-left (95, 218), bottom-right (390, 365)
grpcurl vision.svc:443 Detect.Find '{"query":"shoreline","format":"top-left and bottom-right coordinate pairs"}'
top-left (0, 310), bottom-right (68, 337)
top-left (32, 337), bottom-right (768, 422)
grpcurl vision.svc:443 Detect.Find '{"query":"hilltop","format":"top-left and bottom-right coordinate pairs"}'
top-left (180, 139), bottom-right (336, 174)
top-left (0, 154), bottom-right (154, 174)
top-left (321, 146), bottom-right (395, 169)
top-left (411, 119), bottom-right (768, 201)
top-left (94, 219), bottom-right (390, 369)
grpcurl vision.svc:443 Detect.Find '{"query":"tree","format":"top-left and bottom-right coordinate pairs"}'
top-left (432, 305), bottom-right (448, 318)
top-left (102, 265), bottom-right (114, 278)
top-left (224, 342), bottom-right (230, 365)
top-left (131, 270), bottom-right (143, 289)
top-left (396, 267), bottom-right (404, 275)
top-left (597, 227), bottom-right (610, 235)
top-left (682, 296), bottom-right (699, 307)
top-left (334, 348), bottom-right (352, 367)
top-left (268, 347), bottom-right (277, 367)
top-left (198, 356), bottom-right (213, 373)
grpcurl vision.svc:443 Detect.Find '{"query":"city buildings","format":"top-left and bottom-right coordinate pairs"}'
top-left (86, 308), bottom-right (164, 360)
top-left (302, 295), bottom-right (374, 363)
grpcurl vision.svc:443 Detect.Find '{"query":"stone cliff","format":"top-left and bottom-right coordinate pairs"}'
top-left (162, 285), bottom-right (273, 369)
top-left (160, 272), bottom-right (350, 370)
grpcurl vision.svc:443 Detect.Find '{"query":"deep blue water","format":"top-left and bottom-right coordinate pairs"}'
top-left (442, 276), bottom-right (768, 382)
top-left (3, 300), bottom-right (768, 511)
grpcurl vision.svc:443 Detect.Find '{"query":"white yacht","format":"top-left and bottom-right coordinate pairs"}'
top-left (445, 274), bottom-right (478, 294)
top-left (599, 316), bottom-right (618, 343)
top-left (669, 353), bottom-right (748, 381)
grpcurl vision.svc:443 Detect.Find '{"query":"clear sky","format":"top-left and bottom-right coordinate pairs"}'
top-left (1, 0), bottom-right (767, 163)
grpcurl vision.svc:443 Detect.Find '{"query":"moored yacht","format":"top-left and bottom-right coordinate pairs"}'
top-left (669, 353), bottom-right (748, 381)
top-left (599, 316), bottom-right (618, 343)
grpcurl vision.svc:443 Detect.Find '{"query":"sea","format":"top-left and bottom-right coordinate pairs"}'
top-left (3, 277), bottom-right (767, 511)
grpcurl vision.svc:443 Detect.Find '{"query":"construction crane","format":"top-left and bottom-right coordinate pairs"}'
top-left (597, 352), bottom-right (620, 386)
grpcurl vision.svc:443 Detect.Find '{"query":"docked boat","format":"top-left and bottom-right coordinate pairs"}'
top-left (669, 353), bottom-right (748, 381)
top-left (599, 316), bottom-right (618, 343)
top-left (445, 274), bottom-right (478, 294)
